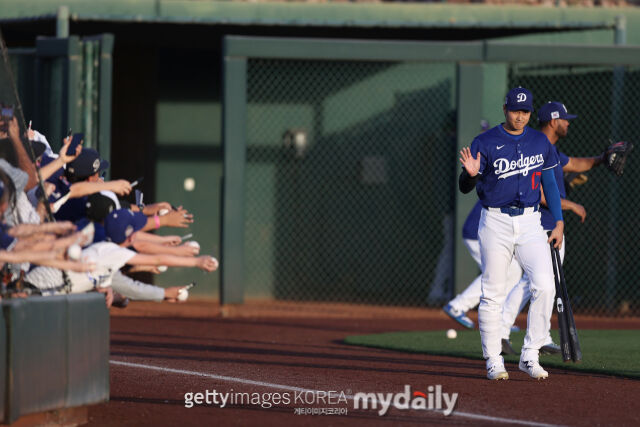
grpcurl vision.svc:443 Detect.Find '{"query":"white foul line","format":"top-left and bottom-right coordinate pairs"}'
top-left (110, 359), bottom-right (565, 427)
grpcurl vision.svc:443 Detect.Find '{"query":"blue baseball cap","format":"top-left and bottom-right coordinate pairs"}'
top-left (104, 208), bottom-right (147, 244)
top-left (538, 101), bottom-right (577, 122)
top-left (504, 87), bottom-right (534, 112)
top-left (66, 148), bottom-right (109, 178)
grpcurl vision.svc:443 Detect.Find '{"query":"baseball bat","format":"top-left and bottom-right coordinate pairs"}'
top-left (552, 244), bottom-right (582, 363)
top-left (549, 239), bottom-right (572, 362)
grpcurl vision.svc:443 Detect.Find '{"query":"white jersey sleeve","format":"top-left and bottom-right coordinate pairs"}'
top-left (26, 242), bottom-right (137, 294)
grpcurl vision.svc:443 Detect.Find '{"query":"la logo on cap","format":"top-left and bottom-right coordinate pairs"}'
top-left (92, 159), bottom-right (100, 172)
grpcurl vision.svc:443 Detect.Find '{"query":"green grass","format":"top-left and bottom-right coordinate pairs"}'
top-left (344, 330), bottom-right (640, 379)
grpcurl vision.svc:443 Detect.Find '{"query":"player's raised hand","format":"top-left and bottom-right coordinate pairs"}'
top-left (459, 147), bottom-right (481, 176)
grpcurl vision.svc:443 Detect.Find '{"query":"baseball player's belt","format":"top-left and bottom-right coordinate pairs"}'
top-left (485, 205), bottom-right (540, 217)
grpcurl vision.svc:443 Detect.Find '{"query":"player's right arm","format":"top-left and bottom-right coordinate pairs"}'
top-left (564, 155), bottom-right (604, 173)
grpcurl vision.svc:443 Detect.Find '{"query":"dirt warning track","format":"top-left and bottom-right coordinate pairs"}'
top-left (88, 300), bottom-right (640, 426)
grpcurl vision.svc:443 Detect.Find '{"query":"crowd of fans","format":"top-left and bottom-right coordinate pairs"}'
top-left (0, 106), bottom-right (218, 308)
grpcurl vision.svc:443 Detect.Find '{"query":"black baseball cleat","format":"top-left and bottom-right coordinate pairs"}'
top-left (540, 342), bottom-right (561, 355)
top-left (501, 339), bottom-right (518, 355)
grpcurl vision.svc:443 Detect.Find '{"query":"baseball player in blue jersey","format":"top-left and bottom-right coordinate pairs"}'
top-left (459, 87), bottom-right (564, 380)
top-left (499, 101), bottom-right (605, 351)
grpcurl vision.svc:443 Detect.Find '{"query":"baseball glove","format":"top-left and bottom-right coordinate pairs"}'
top-left (604, 141), bottom-right (634, 176)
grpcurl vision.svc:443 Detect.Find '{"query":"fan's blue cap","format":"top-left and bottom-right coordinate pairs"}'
top-left (104, 208), bottom-right (147, 244)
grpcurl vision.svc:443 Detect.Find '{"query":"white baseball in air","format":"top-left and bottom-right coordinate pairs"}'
top-left (187, 241), bottom-right (200, 249)
top-left (67, 244), bottom-right (82, 261)
top-left (184, 177), bottom-right (195, 192)
top-left (158, 209), bottom-right (169, 216)
top-left (177, 288), bottom-right (189, 302)
top-left (446, 329), bottom-right (457, 339)
top-left (157, 265), bottom-right (168, 273)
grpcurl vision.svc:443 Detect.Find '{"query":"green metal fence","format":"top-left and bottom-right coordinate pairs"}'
top-left (3, 34), bottom-right (113, 161)
top-left (244, 59), bottom-right (457, 304)
top-left (223, 37), bottom-right (640, 317)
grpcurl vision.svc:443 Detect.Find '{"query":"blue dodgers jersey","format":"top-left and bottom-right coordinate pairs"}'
top-left (540, 148), bottom-right (569, 230)
top-left (470, 125), bottom-right (559, 208)
top-left (462, 200), bottom-right (483, 240)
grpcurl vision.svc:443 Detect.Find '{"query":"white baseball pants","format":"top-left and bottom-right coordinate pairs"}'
top-left (448, 239), bottom-right (523, 315)
top-left (111, 271), bottom-right (166, 301)
top-left (477, 208), bottom-right (556, 362)
top-left (501, 236), bottom-right (565, 343)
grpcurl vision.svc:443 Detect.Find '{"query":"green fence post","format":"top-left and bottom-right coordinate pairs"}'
top-left (82, 40), bottom-right (94, 149)
top-left (606, 16), bottom-right (626, 312)
top-left (66, 37), bottom-right (82, 139)
top-left (82, 34), bottom-right (114, 179)
top-left (35, 36), bottom-right (82, 146)
top-left (454, 62), bottom-right (485, 296)
top-left (221, 44), bottom-right (247, 305)
top-left (97, 35), bottom-right (114, 178)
